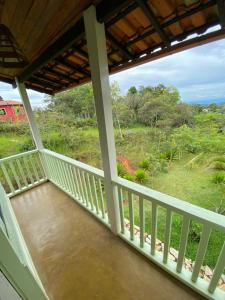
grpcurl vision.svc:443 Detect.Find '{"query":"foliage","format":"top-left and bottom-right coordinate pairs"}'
top-left (117, 163), bottom-right (127, 177)
top-left (135, 169), bottom-right (148, 183)
top-left (124, 174), bottom-right (135, 182)
top-left (212, 172), bottom-right (225, 184)
top-left (139, 159), bottom-right (150, 170)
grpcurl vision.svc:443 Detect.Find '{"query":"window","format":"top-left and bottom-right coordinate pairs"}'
top-left (0, 108), bottom-right (6, 115)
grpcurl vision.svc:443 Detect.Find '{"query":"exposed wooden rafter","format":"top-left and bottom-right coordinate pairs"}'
top-left (54, 58), bottom-right (90, 77)
top-left (217, 0), bottom-right (225, 28)
top-left (106, 32), bottom-right (133, 60)
top-left (135, 0), bottom-right (170, 47)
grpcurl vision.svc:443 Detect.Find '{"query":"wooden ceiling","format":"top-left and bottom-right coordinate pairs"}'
top-left (0, 0), bottom-right (224, 94)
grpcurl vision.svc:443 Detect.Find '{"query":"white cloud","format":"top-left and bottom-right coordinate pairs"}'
top-left (1, 34), bottom-right (225, 106)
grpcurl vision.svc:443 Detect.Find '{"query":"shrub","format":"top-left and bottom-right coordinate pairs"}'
top-left (124, 174), bottom-right (135, 182)
top-left (189, 222), bottom-right (201, 242)
top-left (160, 147), bottom-right (177, 161)
top-left (213, 161), bottom-right (225, 171)
top-left (135, 169), bottom-right (148, 184)
top-left (117, 163), bottom-right (127, 177)
top-left (212, 172), bottom-right (225, 184)
top-left (139, 159), bottom-right (150, 170)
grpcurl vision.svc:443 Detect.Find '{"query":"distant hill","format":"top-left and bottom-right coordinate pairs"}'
top-left (187, 99), bottom-right (225, 105)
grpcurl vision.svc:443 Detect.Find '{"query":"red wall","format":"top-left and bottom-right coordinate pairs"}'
top-left (0, 105), bottom-right (27, 122)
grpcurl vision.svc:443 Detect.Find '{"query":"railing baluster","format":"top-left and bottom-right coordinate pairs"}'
top-left (29, 155), bottom-right (40, 182)
top-left (98, 178), bottom-right (105, 219)
top-left (208, 242), bottom-right (225, 293)
top-left (69, 164), bottom-right (75, 197)
top-left (50, 155), bottom-right (58, 183)
top-left (191, 225), bottom-right (211, 282)
top-left (81, 171), bottom-right (89, 207)
top-left (37, 152), bottom-right (46, 179)
top-left (118, 187), bottom-right (125, 234)
top-left (128, 191), bottom-right (134, 240)
top-left (92, 176), bottom-right (99, 214)
top-left (77, 168), bottom-right (85, 203)
top-left (176, 216), bottom-right (190, 273)
top-left (16, 159), bottom-right (28, 188)
top-left (55, 158), bottom-right (63, 187)
top-left (87, 173), bottom-right (94, 210)
top-left (65, 163), bottom-right (72, 194)
top-left (73, 167), bottom-right (81, 201)
top-left (61, 161), bottom-right (68, 189)
top-left (139, 196), bottom-right (144, 248)
top-left (9, 160), bottom-right (22, 190)
top-left (163, 209), bottom-right (172, 263)
top-left (151, 202), bottom-right (157, 255)
top-left (23, 156), bottom-right (34, 185)
top-left (0, 162), bottom-right (15, 194)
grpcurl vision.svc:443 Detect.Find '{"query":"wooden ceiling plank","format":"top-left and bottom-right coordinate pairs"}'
top-left (18, 19), bottom-right (84, 82)
top-left (135, 0), bottom-right (170, 47)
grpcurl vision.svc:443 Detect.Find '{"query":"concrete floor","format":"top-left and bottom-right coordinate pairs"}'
top-left (11, 182), bottom-right (204, 300)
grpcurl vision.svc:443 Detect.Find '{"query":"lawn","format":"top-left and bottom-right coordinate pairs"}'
top-left (0, 126), bottom-right (224, 268)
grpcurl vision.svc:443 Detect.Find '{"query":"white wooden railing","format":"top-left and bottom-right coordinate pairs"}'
top-left (0, 150), bottom-right (47, 197)
top-left (0, 183), bottom-right (48, 299)
top-left (0, 149), bottom-right (225, 299)
top-left (41, 149), bottom-right (109, 226)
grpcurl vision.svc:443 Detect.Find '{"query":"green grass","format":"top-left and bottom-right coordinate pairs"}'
top-left (0, 126), bottom-right (224, 267)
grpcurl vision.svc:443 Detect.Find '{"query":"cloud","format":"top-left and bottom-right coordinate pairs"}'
top-left (111, 37), bottom-right (225, 103)
top-left (0, 32), bottom-right (225, 106)
top-left (0, 82), bottom-right (46, 108)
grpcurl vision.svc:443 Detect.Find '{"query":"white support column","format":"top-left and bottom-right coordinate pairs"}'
top-left (84, 5), bottom-right (120, 234)
top-left (15, 78), bottom-right (43, 150)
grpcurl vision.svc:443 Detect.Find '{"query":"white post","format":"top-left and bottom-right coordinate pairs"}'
top-left (15, 78), bottom-right (43, 150)
top-left (84, 5), bottom-right (120, 234)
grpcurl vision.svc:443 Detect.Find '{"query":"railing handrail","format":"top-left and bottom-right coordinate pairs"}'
top-left (0, 149), bottom-right (38, 162)
top-left (114, 177), bottom-right (225, 232)
top-left (41, 148), bottom-right (104, 178)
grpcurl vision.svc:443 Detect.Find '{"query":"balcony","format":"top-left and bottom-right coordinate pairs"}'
top-left (0, 149), bottom-right (225, 300)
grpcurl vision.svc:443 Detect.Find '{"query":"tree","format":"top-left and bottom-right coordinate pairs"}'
top-left (44, 83), bottom-right (95, 119)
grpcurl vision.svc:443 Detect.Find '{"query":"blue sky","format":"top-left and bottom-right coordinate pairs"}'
top-left (1, 29), bottom-right (225, 108)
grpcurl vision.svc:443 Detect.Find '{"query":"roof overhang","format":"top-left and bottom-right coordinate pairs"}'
top-left (0, 0), bottom-right (224, 94)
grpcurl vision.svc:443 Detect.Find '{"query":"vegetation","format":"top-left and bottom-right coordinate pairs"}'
top-left (1, 81), bottom-right (225, 268)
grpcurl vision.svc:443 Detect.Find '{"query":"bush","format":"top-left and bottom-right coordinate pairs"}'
top-left (139, 159), bottom-right (150, 170)
top-left (212, 172), bottom-right (225, 184)
top-left (213, 161), bottom-right (225, 170)
top-left (117, 163), bottom-right (127, 177)
top-left (135, 169), bottom-right (148, 184)
top-left (124, 174), bottom-right (135, 182)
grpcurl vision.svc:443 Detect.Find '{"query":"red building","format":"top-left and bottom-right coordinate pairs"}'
top-left (0, 97), bottom-right (26, 122)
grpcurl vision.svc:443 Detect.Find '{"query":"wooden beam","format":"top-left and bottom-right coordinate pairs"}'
top-left (18, 19), bottom-right (84, 82)
top-left (125, 0), bottom-right (217, 47)
top-left (54, 58), bottom-right (90, 77)
top-left (97, 0), bottom-right (134, 23)
top-left (217, 0), bottom-right (225, 28)
top-left (42, 67), bottom-right (78, 83)
top-left (135, 0), bottom-right (170, 47)
top-left (110, 29), bottom-right (225, 74)
top-left (106, 31), bottom-right (133, 60)
top-left (27, 77), bottom-right (60, 90)
top-left (106, 2), bottom-right (139, 28)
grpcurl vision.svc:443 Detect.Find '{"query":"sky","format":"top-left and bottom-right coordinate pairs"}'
top-left (1, 27), bottom-right (225, 108)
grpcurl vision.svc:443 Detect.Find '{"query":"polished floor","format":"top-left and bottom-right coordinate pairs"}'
top-left (11, 182), bottom-right (204, 300)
